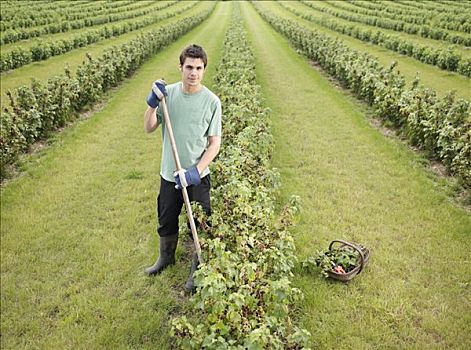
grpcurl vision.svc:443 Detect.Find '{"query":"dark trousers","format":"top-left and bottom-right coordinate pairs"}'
top-left (157, 175), bottom-right (211, 237)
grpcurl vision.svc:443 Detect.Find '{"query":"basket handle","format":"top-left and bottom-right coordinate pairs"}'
top-left (328, 240), bottom-right (365, 274)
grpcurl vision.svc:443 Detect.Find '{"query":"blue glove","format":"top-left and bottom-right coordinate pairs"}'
top-left (146, 79), bottom-right (167, 108)
top-left (174, 166), bottom-right (201, 189)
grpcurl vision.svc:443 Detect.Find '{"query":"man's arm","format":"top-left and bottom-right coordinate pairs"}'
top-left (144, 106), bottom-right (160, 133)
top-left (196, 135), bottom-right (221, 174)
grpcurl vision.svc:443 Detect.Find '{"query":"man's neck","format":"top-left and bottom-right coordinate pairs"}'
top-left (182, 82), bottom-right (203, 94)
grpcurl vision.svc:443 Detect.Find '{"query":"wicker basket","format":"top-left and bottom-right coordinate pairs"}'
top-left (325, 240), bottom-right (370, 282)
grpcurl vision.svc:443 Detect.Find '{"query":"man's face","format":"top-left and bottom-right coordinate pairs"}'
top-left (180, 57), bottom-right (205, 88)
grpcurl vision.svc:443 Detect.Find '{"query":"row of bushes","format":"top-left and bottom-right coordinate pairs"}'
top-left (344, 0), bottom-right (471, 33)
top-left (171, 4), bottom-right (310, 349)
top-left (301, 0), bottom-right (471, 45)
top-left (0, 2), bottom-right (196, 72)
top-left (0, 1), bottom-right (137, 30)
top-left (1, 0), bottom-right (78, 20)
top-left (255, 3), bottom-right (471, 192)
top-left (279, 2), bottom-right (471, 77)
top-left (392, 0), bottom-right (469, 16)
top-left (0, 0), bottom-right (133, 25)
top-left (353, 0), bottom-right (469, 18)
top-left (0, 4), bottom-right (215, 179)
top-left (0, 1), bottom-right (177, 44)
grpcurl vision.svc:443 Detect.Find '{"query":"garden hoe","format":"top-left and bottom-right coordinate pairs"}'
top-left (160, 96), bottom-right (203, 265)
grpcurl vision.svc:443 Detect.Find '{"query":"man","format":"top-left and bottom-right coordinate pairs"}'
top-left (143, 44), bottom-right (222, 292)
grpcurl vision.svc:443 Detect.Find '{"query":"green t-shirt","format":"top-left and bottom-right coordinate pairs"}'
top-left (156, 82), bottom-right (222, 182)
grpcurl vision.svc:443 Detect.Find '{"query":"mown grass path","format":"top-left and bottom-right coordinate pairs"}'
top-left (269, 1), bottom-right (471, 101)
top-left (241, 2), bottom-right (471, 349)
top-left (0, 2), bottom-right (231, 349)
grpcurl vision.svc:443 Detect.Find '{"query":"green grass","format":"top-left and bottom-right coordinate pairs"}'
top-left (268, 1), bottom-right (471, 101)
top-left (0, 1), bottom-right (204, 107)
top-left (2, 1), bottom-right (470, 348)
top-left (0, 2), bottom-right (232, 348)
top-left (241, 2), bottom-right (471, 349)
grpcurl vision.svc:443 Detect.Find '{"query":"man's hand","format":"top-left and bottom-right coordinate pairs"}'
top-left (174, 166), bottom-right (201, 189)
top-left (146, 79), bottom-right (167, 108)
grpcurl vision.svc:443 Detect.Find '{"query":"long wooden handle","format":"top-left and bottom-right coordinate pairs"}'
top-left (160, 97), bottom-right (203, 263)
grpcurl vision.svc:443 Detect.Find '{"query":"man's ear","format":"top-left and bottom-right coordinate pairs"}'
top-left (179, 64), bottom-right (182, 72)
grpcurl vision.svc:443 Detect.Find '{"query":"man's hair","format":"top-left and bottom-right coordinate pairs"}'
top-left (179, 44), bottom-right (208, 68)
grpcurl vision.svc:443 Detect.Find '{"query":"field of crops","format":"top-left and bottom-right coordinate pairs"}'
top-left (1, 1), bottom-right (470, 349)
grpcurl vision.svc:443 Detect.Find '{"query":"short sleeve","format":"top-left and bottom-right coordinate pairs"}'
top-left (207, 99), bottom-right (222, 136)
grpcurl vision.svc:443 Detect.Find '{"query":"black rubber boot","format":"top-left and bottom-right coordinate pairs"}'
top-left (184, 253), bottom-right (200, 293)
top-left (144, 235), bottom-right (178, 276)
